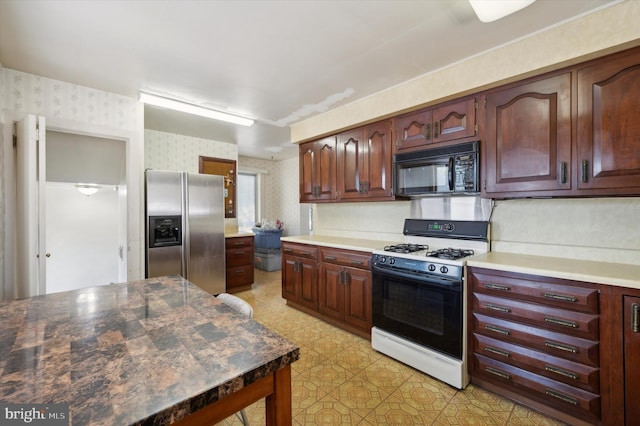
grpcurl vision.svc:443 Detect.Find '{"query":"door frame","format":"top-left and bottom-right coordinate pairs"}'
top-left (2, 110), bottom-right (143, 299)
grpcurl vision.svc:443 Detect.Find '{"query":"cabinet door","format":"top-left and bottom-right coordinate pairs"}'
top-left (624, 296), bottom-right (640, 423)
top-left (337, 128), bottom-right (365, 199)
top-left (484, 73), bottom-right (572, 195)
top-left (577, 49), bottom-right (640, 192)
top-left (362, 121), bottom-right (393, 199)
top-left (282, 256), bottom-right (299, 302)
top-left (344, 266), bottom-right (372, 332)
top-left (298, 257), bottom-right (318, 310)
top-left (432, 98), bottom-right (476, 144)
top-left (318, 263), bottom-right (344, 321)
top-left (395, 108), bottom-right (433, 152)
top-left (299, 137), bottom-right (336, 202)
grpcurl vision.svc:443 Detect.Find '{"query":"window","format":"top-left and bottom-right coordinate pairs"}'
top-left (237, 172), bottom-right (258, 232)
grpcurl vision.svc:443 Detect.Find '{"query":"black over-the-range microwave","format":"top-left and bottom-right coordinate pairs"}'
top-left (393, 141), bottom-right (480, 197)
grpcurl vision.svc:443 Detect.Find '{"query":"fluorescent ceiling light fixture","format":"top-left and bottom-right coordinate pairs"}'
top-left (139, 92), bottom-right (254, 126)
top-left (469, 0), bottom-right (536, 23)
top-left (75, 183), bottom-right (101, 196)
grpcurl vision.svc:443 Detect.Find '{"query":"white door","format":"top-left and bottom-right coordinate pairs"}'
top-left (15, 114), bottom-right (47, 298)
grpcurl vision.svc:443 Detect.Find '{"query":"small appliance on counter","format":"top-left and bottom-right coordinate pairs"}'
top-left (145, 170), bottom-right (226, 294)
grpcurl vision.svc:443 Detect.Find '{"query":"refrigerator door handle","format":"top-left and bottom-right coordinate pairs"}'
top-left (182, 173), bottom-right (189, 280)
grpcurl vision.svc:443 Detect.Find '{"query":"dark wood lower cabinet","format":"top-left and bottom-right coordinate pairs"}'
top-left (468, 267), bottom-right (603, 425)
top-left (281, 242), bottom-right (372, 338)
top-left (468, 266), bottom-right (640, 425)
top-left (225, 236), bottom-right (254, 293)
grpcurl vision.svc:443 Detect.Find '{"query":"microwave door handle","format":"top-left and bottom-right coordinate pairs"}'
top-left (448, 156), bottom-right (455, 191)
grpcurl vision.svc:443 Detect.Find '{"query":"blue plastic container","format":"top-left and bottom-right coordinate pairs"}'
top-left (252, 228), bottom-right (283, 250)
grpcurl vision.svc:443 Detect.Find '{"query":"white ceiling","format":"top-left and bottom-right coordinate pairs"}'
top-left (0, 0), bottom-right (618, 161)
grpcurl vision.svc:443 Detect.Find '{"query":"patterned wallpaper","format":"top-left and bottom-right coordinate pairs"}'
top-left (1, 68), bottom-right (142, 299)
top-left (239, 155), bottom-right (300, 237)
top-left (144, 129), bottom-right (237, 172)
top-left (3, 69), bottom-right (138, 131)
top-left (144, 130), bottom-right (302, 236)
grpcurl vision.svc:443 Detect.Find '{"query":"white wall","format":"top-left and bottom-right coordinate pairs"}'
top-left (45, 182), bottom-right (122, 293)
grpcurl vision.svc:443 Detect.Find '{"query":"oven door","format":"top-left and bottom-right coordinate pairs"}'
top-left (372, 264), bottom-right (463, 359)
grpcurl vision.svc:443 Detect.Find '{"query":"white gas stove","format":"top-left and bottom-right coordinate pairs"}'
top-left (371, 218), bottom-right (490, 389)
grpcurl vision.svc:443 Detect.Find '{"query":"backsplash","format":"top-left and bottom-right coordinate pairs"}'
top-left (490, 197), bottom-right (640, 265)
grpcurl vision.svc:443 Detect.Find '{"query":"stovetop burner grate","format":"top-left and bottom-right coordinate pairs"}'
top-left (383, 243), bottom-right (428, 254)
top-left (426, 248), bottom-right (475, 260)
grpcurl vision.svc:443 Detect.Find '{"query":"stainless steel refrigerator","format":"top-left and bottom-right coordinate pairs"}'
top-left (145, 170), bottom-right (225, 294)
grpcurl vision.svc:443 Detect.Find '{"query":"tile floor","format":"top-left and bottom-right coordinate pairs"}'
top-left (216, 269), bottom-right (566, 425)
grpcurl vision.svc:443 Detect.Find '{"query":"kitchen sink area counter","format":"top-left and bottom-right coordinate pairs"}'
top-left (0, 275), bottom-right (299, 425)
top-left (467, 252), bottom-right (640, 290)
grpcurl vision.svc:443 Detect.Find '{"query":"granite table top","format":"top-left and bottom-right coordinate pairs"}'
top-left (0, 275), bottom-right (299, 425)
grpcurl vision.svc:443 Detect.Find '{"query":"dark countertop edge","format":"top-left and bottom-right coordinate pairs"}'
top-left (133, 349), bottom-right (300, 425)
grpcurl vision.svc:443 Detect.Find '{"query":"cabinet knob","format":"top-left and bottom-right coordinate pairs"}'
top-left (632, 303), bottom-right (640, 333)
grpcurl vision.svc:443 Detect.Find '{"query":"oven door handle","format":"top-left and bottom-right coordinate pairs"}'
top-left (372, 265), bottom-right (461, 291)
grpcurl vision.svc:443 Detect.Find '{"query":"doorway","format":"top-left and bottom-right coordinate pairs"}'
top-left (45, 131), bottom-right (127, 293)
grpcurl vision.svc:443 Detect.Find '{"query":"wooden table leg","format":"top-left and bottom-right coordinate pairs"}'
top-left (265, 364), bottom-right (292, 426)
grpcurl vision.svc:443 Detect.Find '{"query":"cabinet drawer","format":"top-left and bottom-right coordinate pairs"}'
top-left (474, 354), bottom-right (600, 422)
top-left (474, 333), bottom-right (599, 392)
top-left (226, 247), bottom-right (253, 267)
top-left (226, 236), bottom-right (254, 249)
top-left (471, 270), bottom-right (599, 314)
top-left (282, 243), bottom-right (317, 259)
top-left (473, 293), bottom-right (599, 340)
top-left (320, 247), bottom-right (371, 269)
top-left (226, 265), bottom-right (254, 287)
top-left (473, 313), bottom-right (599, 366)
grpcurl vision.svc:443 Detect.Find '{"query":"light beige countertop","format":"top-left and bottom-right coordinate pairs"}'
top-left (225, 231), bottom-right (254, 238)
top-left (281, 234), bottom-right (396, 253)
top-left (467, 252), bottom-right (640, 290)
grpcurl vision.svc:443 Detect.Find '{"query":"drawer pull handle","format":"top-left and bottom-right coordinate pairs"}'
top-left (544, 316), bottom-right (578, 328)
top-left (545, 389), bottom-right (579, 406)
top-left (545, 365), bottom-right (578, 380)
top-left (484, 304), bottom-right (511, 313)
top-left (324, 256), bottom-right (337, 260)
top-left (544, 293), bottom-right (577, 303)
top-left (236, 269), bottom-right (245, 273)
top-left (301, 251), bottom-right (311, 256)
top-left (485, 367), bottom-right (511, 380)
top-left (485, 324), bottom-right (511, 335)
top-left (484, 346), bottom-right (510, 358)
top-left (484, 283), bottom-right (510, 291)
top-left (545, 341), bottom-right (578, 354)
top-left (632, 303), bottom-right (640, 333)
top-left (233, 242), bottom-right (245, 246)
top-left (284, 248), bottom-right (293, 253)
top-left (234, 251), bottom-right (245, 255)
top-left (350, 260), bottom-right (364, 265)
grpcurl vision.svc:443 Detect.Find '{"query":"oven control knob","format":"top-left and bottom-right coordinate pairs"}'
top-left (428, 264), bottom-right (436, 272)
top-left (444, 223), bottom-right (455, 231)
top-left (440, 266), bottom-right (449, 274)
top-left (389, 258), bottom-right (395, 265)
top-left (378, 256), bottom-right (386, 264)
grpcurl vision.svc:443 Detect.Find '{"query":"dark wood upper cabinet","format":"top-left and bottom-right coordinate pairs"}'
top-left (395, 97), bottom-right (477, 153)
top-left (577, 48), bottom-right (640, 193)
top-left (299, 136), bottom-right (337, 202)
top-left (483, 72), bottom-right (572, 195)
top-left (337, 120), bottom-right (393, 201)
